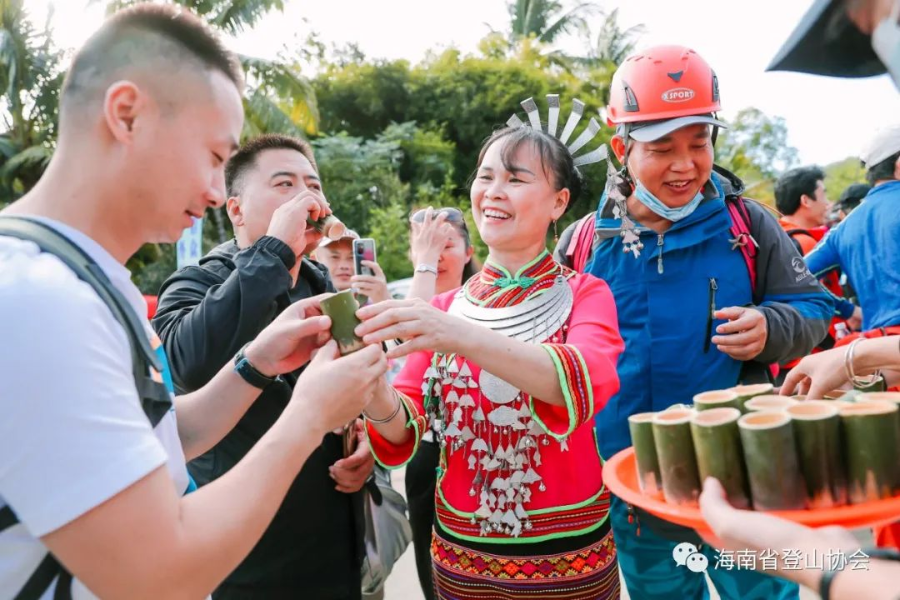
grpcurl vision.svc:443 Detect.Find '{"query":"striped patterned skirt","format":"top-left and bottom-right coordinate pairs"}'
top-left (430, 528), bottom-right (620, 599)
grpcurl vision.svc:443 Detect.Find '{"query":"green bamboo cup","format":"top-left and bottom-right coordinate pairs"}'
top-left (652, 408), bottom-right (701, 505)
top-left (731, 383), bottom-right (775, 412)
top-left (840, 401), bottom-right (900, 503)
top-left (787, 402), bottom-right (847, 508)
top-left (320, 289), bottom-right (366, 356)
top-left (693, 390), bottom-right (742, 412)
top-left (307, 215), bottom-right (347, 240)
top-left (690, 407), bottom-right (750, 509)
top-left (744, 395), bottom-right (798, 412)
top-left (628, 412), bottom-right (662, 496)
top-left (858, 392), bottom-right (900, 407)
top-left (738, 411), bottom-right (807, 510)
top-left (853, 374), bottom-right (887, 393)
top-left (824, 389), bottom-right (860, 402)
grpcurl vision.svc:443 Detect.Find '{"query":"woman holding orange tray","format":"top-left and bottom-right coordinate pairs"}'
top-left (356, 96), bottom-right (624, 599)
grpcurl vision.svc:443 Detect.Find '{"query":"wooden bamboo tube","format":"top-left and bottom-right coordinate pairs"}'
top-left (690, 408), bottom-right (750, 508)
top-left (858, 392), bottom-right (900, 407)
top-left (307, 215), bottom-right (347, 240)
top-left (320, 289), bottom-right (366, 355)
top-left (652, 409), bottom-right (701, 505)
top-left (693, 390), bottom-right (742, 412)
top-left (744, 395), bottom-right (798, 412)
top-left (787, 402), bottom-right (847, 508)
top-left (731, 383), bottom-right (775, 412)
top-left (738, 411), bottom-right (807, 510)
top-left (840, 401), bottom-right (900, 503)
top-left (628, 412), bottom-right (662, 496)
top-left (824, 389), bottom-right (860, 402)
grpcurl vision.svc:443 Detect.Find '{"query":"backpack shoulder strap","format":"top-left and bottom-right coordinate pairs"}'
top-left (565, 211), bottom-right (597, 273)
top-left (724, 196), bottom-right (760, 300)
top-left (0, 217), bottom-right (171, 427)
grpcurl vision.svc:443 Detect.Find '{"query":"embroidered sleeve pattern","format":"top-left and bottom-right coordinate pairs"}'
top-left (365, 389), bottom-right (428, 469)
top-left (530, 343), bottom-right (594, 440)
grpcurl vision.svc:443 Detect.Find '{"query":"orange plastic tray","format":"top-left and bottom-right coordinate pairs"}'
top-left (604, 448), bottom-right (900, 534)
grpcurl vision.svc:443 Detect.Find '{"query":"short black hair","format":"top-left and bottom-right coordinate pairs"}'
top-left (774, 166), bottom-right (826, 216)
top-left (837, 182), bottom-right (871, 211)
top-left (226, 134), bottom-right (318, 197)
top-left (866, 151), bottom-right (900, 185)
top-left (471, 126), bottom-right (584, 214)
top-left (62, 3), bottom-right (242, 113)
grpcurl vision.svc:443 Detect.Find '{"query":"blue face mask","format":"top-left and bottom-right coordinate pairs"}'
top-left (633, 178), bottom-right (703, 222)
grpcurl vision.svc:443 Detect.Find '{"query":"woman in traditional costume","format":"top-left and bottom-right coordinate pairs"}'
top-left (356, 96), bottom-right (624, 599)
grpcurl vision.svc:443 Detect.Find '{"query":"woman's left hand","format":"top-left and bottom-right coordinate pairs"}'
top-left (355, 298), bottom-right (466, 358)
top-left (351, 260), bottom-right (391, 304)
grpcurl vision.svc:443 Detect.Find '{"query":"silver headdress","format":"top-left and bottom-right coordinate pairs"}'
top-left (506, 95), bottom-right (607, 168)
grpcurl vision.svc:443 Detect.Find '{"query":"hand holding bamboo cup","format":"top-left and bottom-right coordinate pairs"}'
top-left (319, 289), bottom-right (367, 356)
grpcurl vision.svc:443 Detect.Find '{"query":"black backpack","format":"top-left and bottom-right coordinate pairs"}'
top-left (0, 216), bottom-right (173, 600)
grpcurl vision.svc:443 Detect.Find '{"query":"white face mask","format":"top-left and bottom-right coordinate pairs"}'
top-left (872, 0), bottom-right (900, 90)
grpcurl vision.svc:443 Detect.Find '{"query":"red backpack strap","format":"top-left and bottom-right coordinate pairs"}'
top-left (566, 211), bottom-right (596, 273)
top-left (725, 196), bottom-right (759, 296)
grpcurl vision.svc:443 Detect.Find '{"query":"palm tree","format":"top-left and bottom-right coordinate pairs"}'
top-left (507, 0), bottom-right (601, 45)
top-left (0, 0), bottom-right (63, 201)
top-left (592, 8), bottom-right (644, 66)
top-left (101, 0), bottom-right (319, 138)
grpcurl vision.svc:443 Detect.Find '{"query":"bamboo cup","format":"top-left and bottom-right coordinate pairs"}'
top-left (731, 383), bottom-right (775, 412)
top-left (690, 407), bottom-right (750, 508)
top-left (824, 389), bottom-right (860, 402)
top-left (744, 395), bottom-right (798, 412)
top-left (858, 392), bottom-right (900, 407)
top-left (320, 289), bottom-right (366, 356)
top-left (693, 390), bottom-right (742, 412)
top-left (738, 411), bottom-right (807, 510)
top-left (652, 408), bottom-right (701, 505)
top-left (853, 375), bottom-right (887, 393)
top-left (787, 402), bottom-right (847, 508)
top-left (840, 400), bottom-right (900, 503)
top-left (307, 215), bottom-right (347, 240)
top-left (628, 412), bottom-right (662, 496)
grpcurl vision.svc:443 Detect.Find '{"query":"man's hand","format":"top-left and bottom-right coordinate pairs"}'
top-left (847, 306), bottom-right (863, 331)
top-left (330, 420), bottom-right (375, 493)
top-left (711, 307), bottom-right (768, 361)
top-left (244, 295), bottom-right (332, 377)
top-left (266, 191), bottom-right (331, 257)
top-left (289, 342), bottom-right (388, 436)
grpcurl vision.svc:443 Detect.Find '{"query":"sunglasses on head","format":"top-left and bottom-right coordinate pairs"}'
top-left (410, 207), bottom-right (465, 224)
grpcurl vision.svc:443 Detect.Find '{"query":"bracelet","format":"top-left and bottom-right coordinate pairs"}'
top-left (844, 337), bottom-right (881, 387)
top-left (234, 343), bottom-right (278, 389)
top-left (364, 389), bottom-right (403, 424)
top-left (820, 546), bottom-right (900, 600)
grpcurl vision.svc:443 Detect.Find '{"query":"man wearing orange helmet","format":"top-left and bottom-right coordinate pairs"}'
top-left (557, 45), bottom-right (833, 599)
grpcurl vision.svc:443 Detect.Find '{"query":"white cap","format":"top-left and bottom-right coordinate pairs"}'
top-left (861, 124), bottom-right (900, 168)
top-left (317, 228), bottom-right (359, 248)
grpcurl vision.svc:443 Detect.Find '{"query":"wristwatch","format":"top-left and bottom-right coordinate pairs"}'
top-left (234, 343), bottom-right (278, 389)
top-left (415, 263), bottom-right (438, 276)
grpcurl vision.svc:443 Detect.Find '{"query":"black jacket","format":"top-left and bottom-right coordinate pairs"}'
top-left (153, 236), bottom-right (363, 599)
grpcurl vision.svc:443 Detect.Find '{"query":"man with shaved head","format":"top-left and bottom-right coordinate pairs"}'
top-left (0, 4), bottom-right (386, 599)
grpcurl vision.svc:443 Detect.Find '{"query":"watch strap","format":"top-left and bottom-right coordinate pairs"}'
top-left (234, 343), bottom-right (277, 389)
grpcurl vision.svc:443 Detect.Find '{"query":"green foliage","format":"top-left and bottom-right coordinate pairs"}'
top-left (824, 157), bottom-right (867, 200)
top-left (0, 0), bottom-right (63, 201)
top-left (717, 107), bottom-right (800, 206)
top-left (506, 0), bottom-right (600, 45)
top-left (365, 197), bottom-right (411, 282)
top-left (101, 0), bottom-right (285, 34)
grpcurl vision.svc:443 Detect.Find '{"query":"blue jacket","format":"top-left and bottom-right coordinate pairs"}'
top-left (806, 180), bottom-right (900, 331)
top-left (556, 167), bottom-right (833, 458)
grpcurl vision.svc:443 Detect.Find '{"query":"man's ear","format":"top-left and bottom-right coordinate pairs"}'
top-left (893, 155), bottom-right (900, 180)
top-left (103, 80), bottom-right (144, 143)
top-left (226, 196), bottom-right (244, 227)
top-left (800, 193), bottom-right (814, 209)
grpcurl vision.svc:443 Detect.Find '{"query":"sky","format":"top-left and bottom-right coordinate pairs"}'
top-left (27, 0), bottom-right (900, 166)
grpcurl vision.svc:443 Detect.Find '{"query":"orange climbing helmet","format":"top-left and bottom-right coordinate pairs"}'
top-left (607, 45), bottom-right (727, 142)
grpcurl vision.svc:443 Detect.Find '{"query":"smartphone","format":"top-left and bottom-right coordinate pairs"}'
top-left (352, 238), bottom-right (377, 304)
top-left (353, 238), bottom-right (377, 277)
